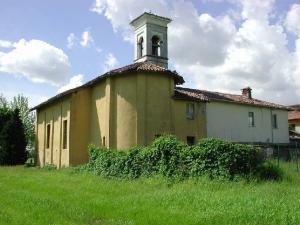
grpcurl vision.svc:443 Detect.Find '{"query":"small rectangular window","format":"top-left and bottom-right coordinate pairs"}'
top-left (102, 136), bottom-right (106, 147)
top-left (248, 112), bottom-right (255, 127)
top-left (63, 120), bottom-right (68, 149)
top-left (46, 124), bottom-right (51, 149)
top-left (186, 103), bottom-right (195, 120)
top-left (272, 114), bottom-right (278, 129)
top-left (187, 136), bottom-right (195, 146)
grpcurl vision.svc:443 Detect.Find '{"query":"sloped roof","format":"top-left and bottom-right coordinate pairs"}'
top-left (289, 104), bottom-right (300, 111)
top-left (288, 112), bottom-right (300, 120)
top-left (31, 62), bottom-right (184, 110)
top-left (174, 87), bottom-right (290, 110)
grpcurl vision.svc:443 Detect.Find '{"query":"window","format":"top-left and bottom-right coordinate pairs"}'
top-left (46, 124), bottom-right (51, 148)
top-left (63, 120), bottom-right (68, 149)
top-left (187, 136), bottom-right (195, 146)
top-left (152, 35), bottom-right (161, 56)
top-left (102, 136), bottom-right (106, 147)
top-left (137, 36), bottom-right (144, 58)
top-left (248, 112), bottom-right (255, 127)
top-left (272, 114), bottom-right (278, 129)
top-left (186, 103), bottom-right (195, 120)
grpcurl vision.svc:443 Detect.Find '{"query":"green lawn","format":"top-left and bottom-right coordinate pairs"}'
top-left (0, 163), bottom-right (300, 225)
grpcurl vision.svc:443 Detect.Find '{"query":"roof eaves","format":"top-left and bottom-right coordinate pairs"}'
top-left (31, 63), bottom-right (184, 111)
top-left (175, 87), bottom-right (290, 110)
top-left (209, 98), bottom-right (290, 110)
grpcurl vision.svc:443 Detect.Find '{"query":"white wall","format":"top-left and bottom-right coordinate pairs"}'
top-left (206, 101), bottom-right (289, 144)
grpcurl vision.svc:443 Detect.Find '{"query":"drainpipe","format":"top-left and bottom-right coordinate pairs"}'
top-left (271, 109), bottom-right (274, 144)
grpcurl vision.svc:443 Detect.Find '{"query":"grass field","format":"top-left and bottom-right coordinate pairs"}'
top-left (0, 162), bottom-right (300, 225)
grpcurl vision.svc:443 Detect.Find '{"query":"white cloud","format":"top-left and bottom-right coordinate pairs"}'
top-left (285, 4), bottom-right (300, 36)
top-left (240, 0), bottom-right (275, 21)
top-left (80, 30), bottom-right (94, 47)
top-left (169, 1), bottom-right (236, 67)
top-left (0, 39), bottom-right (70, 86)
top-left (90, 0), bottom-right (106, 14)
top-left (90, 0), bottom-right (170, 42)
top-left (66, 30), bottom-right (95, 48)
top-left (67, 33), bottom-right (77, 48)
top-left (91, 0), bottom-right (300, 104)
top-left (172, 0), bottom-right (298, 104)
top-left (57, 74), bottom-right (84, 93)
top-left (0, 40), bottom-right (13, 48)
top-left (104, 53), bottom-right (118, 71)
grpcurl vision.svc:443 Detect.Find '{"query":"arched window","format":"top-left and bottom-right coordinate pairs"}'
top-left (152, 35), bottom-right (161, 56)
top-left (137, 37), bottom-right (144, 58)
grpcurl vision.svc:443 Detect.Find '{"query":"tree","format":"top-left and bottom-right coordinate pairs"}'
top-left (0, 109), bottom-right (27, 165)
top-left (10, 95), bottom-right (36, 158)
top-left (0, 94), bottom-right (9, 110)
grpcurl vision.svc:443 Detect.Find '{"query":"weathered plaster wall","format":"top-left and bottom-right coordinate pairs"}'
top-left (206, 101), bottom-right (289, 144)
top-left (69, 88), bottom-right (91, 166)
top-left (144, 74), bottom-right (174, 144)
top-left (112, 74), bottom-right (137, 149)
top-left (89, 81), bottom-right (107, 147)
top-left (36, 97), bottom-right (71, 168)
top-left (173, 100), bottom-right (207, 143)
top-left (89, 72), bottom-right (176, 149)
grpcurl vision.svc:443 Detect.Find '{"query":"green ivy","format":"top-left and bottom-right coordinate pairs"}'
top-left (80, 135), bottom-right (281, 181)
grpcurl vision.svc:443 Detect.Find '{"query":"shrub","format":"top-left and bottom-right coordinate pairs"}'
top-left (180, 139), bottom-right (264, 179)
top-left (151, 135), bottom-right (185, 177)
top-left (81, 136), bottom-right (281, 181)
top-left (256, 161), bottom-right (283, 181)
top-left (0, 108), bottom-right (27, 165)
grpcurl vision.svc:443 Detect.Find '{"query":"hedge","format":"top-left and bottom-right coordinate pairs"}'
top-left (79, 135), bottom-right (281, 180)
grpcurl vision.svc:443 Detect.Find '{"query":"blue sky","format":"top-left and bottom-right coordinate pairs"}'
top-left (1, 0), bottom-right (300, 106)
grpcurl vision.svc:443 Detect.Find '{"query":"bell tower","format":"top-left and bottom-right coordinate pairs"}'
top-left (130, 12), bottom-right (171, 68)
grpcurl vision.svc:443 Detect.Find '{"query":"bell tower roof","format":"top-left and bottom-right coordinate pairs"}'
top-left (130, 12), bottom-right (172, 69)
top-left (130, 12), bottom-right (171, 27)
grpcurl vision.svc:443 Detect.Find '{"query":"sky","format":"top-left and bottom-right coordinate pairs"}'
top-left (0, 0), bottom-right (300, 107)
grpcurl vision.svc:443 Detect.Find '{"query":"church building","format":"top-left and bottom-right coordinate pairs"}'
top-left (32, 13), bottom-right (290, 168)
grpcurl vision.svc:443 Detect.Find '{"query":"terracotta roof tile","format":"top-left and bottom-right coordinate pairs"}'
top-left (289, 112), bottom-right (300, 120)
top-left (32, 62), bottom-right (184, 110)
top-left (174, 87), bottom-right (290, 110)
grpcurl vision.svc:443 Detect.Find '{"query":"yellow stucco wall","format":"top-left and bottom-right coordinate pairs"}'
top-left (36, 109), bottom-right (45, 166)
top-left (35, 71), bottom-right (208, 167)
top-left (89, 72), bottom-right (182, 149)
top-left (173, 100), bottom-right (207, 143)
top-left (36, 97), bottom-right (71, 168)
top-left (112, 74), bottom-right (137, 149)
top-left (143, 74), bottom-right (174, 144)
top-left (89, 81), bottom-right (107, 147)
top-left (69, 88), bottom-right (91, 166)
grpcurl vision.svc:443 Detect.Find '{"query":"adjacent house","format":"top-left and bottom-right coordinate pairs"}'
top-left (32, 12), bottom-right (290, 168)
top-left (289, 105), bottom-right (300, 133)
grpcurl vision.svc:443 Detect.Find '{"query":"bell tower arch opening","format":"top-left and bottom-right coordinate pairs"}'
top-left (130, 12), bottom-right (171, 68)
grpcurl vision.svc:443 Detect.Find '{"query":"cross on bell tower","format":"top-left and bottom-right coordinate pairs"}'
top-left (130, 12), bottom-right (171, 69)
